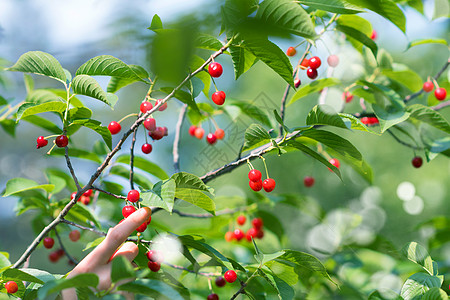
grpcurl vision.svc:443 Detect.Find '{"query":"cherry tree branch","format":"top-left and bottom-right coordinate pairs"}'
top-left (92, 187), bottom-right (127, 200)
top-left (173, 104), bottom-right (188, 173)
top-left (54, 227), bottom-right (79, 265)
top-left (65, 146), bottom-right (81, 191)
top-left (432, 100), bottom-right (450, 111)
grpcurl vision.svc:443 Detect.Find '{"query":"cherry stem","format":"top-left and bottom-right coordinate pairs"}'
top-left (209, 115), bottom-right (219, 130)
top-left (260, 156), bottom-right (269, 179)
top-left (247, 159), bottom-right (254, 170)
top-left (118, 113), bottom-right (139, 124)
top-left (208, 277), bottom-right (213, 292)
top-left (211, 77), bottom-right (219, 92)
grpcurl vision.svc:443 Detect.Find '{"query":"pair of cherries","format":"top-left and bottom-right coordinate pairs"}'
top-left (248, 169), bottom-right (276, 192)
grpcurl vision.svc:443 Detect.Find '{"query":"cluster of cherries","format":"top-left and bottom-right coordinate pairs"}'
top-left (207, 270), bottom-right (238, 300)
top-left (121, 190), bottom-right (152, 233)
top-left (208, 62), bottom-right (226, 106)
top-left (248, 169), bottom-right (276, 192)
top-left (225, 216), bottom-right (264, 242)
top-left (3, 281), bottom-right (18, 294)
top-left (145, 249), bottom-right (163, 272)
top-left (71, 188), bottom-right (93, 205)
top-left (423, 80), bottom-right (447, 101)
top-left (36, 134), bottom-right (68, 149)
top-left (188, 125), bottom-right (225, 145)
top-left (360, 116), bottom-right (379, 126)
top-left (42, 229), bottom-right (80, 263)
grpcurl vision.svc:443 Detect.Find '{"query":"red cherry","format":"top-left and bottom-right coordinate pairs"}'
top-left (224, 270), bottom-right (237, 283)
top-left (69, 230), bottom-right (80, 242)
top-left (148, 261), bottom-right (161, 272)
top-left (249, 180), bottom-right (263, 191)
top-left (144, 118), bottom-right (156, 131)
top-left (262, 178), bottom-right (276, 192)
top-left (146, 215), bottom-right (152, 225)
top-left (83, 189), bottom-right (93, 197)
top-left (122, 205), bottom-right (136, 218)
top-left (215, 128), bottom-right (225, 140)
top-left (136, 222), bottom-right (147, 232)
top-left (329, 158), bottom-right (340, 168)
top-left (4, 281), bottom-right (18, 294)
top-left (304, 176), bottom-right (315, 187)
top-left (225, 231), bottom-right (235, 242)
top-left (435, 88), bottom-right (447, 101)
top-left (55, 135), bottom-right (68, 147)
top-left (156, 99), bottom-right (167, 111)
top-left (212, 91), bottom-right (226, 105)
top-left (233, 229), bottom-right (245, 241)
top-left (127, 190), bottom-right (140, 202)
top-left (327, 55), bottom-right (339, 67)
top-left (371, 30), bottom-right (377, 40)
top-left (206, 133), bottom-right (217, 145)
top-left (36, 136), bottom-right (48, 149)
top-left (71, 192), bottom-right (78, 201)
top-left (248, 169), bottom-right (262, 182)
top-left (300, 58), bottom-right (310, 69)
top-left (412, 156), bottom-right (423, 168)
top-left (194, 127), bottom-right (205, 139)
top-left (162, 126), bottom-right (168, 136)
top-left (149, 127), bottom-right (165, 140)
top-left (368, 117), bottom-right (379, 125)
top-left (361, 117), bottom-right (370, 125)
top-left (43, 237), bottom-right (54, 249)
top-left (189, 125), bottom-right (197, 136)
top-left (208, 62), bottom-right (223, 78)
top-left (286, 47), bottom-right (296, 56)
top-left (342, 91), bottom-right (353, 103)
top-left (108, 121), bottom-right (121, 135)
top-left (423, 81), bottom-right (434, 92)
top-left (49, 251), bottom-right (60, 263)
top-left (252, 218), bottom-right (263, 229)
top-left (294, 78), bottom-right (301, 88)
top-left (207, 293), bottom-right (219, 300)
top-left (306, 67), bottom-right (318, 79)
top-left (256, 229), bottom-right (264, 239)
top-left (80, 196), bottom-right (90, 205)
top-left (237, 215), bottom-right (246, 225)
top-left (246, 227), bottom-right (258, 241)
top-left (142, 143), bottom-right (153, 154)
top-left (146, 250), bottom-right (163, 263)
top-left (140, 101), bottom-right (153, 114)
top-left (308, 56), bottom-right (321, 69)
top-left (215, 276), bottom-right (226, 287)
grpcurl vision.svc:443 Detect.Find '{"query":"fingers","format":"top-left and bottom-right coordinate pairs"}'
top-left (111, 242), bottom-right (139, 262)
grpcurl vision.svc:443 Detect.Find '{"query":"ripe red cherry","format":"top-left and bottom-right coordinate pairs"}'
top-left (233, 229), bottom-right (245, 241)
top-left (435, 88), bottom-right (447, 101)
top-left (308, 56), bottom-right (321, 69)
top-left (215, 276), bottom-right (226, 287)
top-left (69, 230), bottom-right (81, 242)
top-left (342, 91), bottom-right (354, 103)
top-left (304, 176), bottom-right (315, 187)
top-left (300, 58), bottom-right (310, 69)
top-left (262, 178), bottom-right (276, 192)
top-left (368, 117), bottom-right (379, 125)
top-left (71, 192), bottom-right (78, 201)
top-left (306, 67), bottom-right (318, 80)
top-left (162, 126), bottom-right (168, 136)
top-left (149, 127), bottom-right (165, 140)
top-left (371, 30), bottom-right (377, 40)
top-left (215, 128), bottom-right (225, 140)
top-left (206, 133), bottom-right (217, 145)
top-left (148, 261), bottom-right (161, 272)
top-left (212, 91), bottom-right (226, 105)
top-left (286, 47), bottom-right (296, 56)
top-left (327, 55), bottom-right (339, 67)
top-left (5, 281), bottom-right (18, 294)
top-left (189, 125), bottom-right (197, 136)
top-left (49, 251), bottom-right (60, 263)
top-left (140, 101), bottom-right (153, 114)
top-left (55, 135), bottom-right (68, 147)
top-left (361, 117), bottom-right (370, 125)
top-left (256, 229), bottom-right (264, 239)
top-left (423, 81), bottom-right (434, 92)
top-left (412, 156), bottom-right (423, 168)
top-left (36, 136), bottom-right (48, 149)
top-left (122, 205), bottom-right (136, 218)
top-left (194, 127), bottom-right (205, 139)
top-left (136, 222), bottom-right (148, 232)
top-left (127, 190), bottom-right (140, 202)
top-left (156, 99), bottom-right (167, 111)
top-left (329, 158), bottom-right (340, 169)
top-left (225, 231), bottom-right (235, 242)
top-left (146, 215), bottom-right (152, 225)
top-left (248, 169), bottom-right (262, 182)
top-left (207, 293), bottom-right (219, 300)
top-left (108, 121), bottom-right (121, 135)
top-left (146, 250), bottom-right (163, 263)
top-left (208, 62), bottom-right (223, 78)
top-left (294, 78), bottom-right (301, 88)
top-left (224, 270), bottom-right (237, 283)
top-left (246, 227), bottom-right (258, 241)
top-left (80, 196), bottom-right (90, 205)
top-left (144, 118), bottom-right (156, 131)
top-left (83, 189), bottom-right (93, 197)
top-left (252, 218), bottom-right (263, 229)
top-left (249, 180), bottom-right (263, 191)
top-left (237, 215), bottom-right (246, 225)
top-left (43, 237), bottom-right (55, 249)
top-left (142, 143), bottom-right (153, 154)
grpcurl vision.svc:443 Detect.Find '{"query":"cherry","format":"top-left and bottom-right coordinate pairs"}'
top-left (262, 178), bottom-right (276, 192)
top-left (136, 222), bottom-right (148, 232)
top-left (206, 133), bottom-right (217, 145)
top-left (207, 293), bottom-right (219, 300)
top-left (286, 47), bottom-right (296, 56)
top-left (148, 261), bottom-right (161, 272)
top-left (246, 227), bottom-right (258, 241)
top-left (215, 128), bottom-right (225, 140)
top-left (36, 136), bottom-right (48, 149)
top-left (122, 205), bottom-right (136, 218)
top-left (49, 251), bottom-right (61, 263)
top-left (69, 230), bottom-right (80, 242)
top-left (212, 91), bottom-right (226, 105)
top-left (225, 231), bottom-right (235, 242)
top-left (342, 91), bottom-right (353, 103)
top-left (224, 270), bottom-right (237, 283)
top-left (194, 127), bottom-right (205, 139)
top-left (146, 250), bottom-right (163, 263)
top-left (308, 56), bottom-right (321, 69)
top-left (108, 121), bottom-right (121, 135)
top-left (256, 229), bottom-right (264, 239)
top-left (304, 176), bottom-right (315, 187)
top-left (329, 158), bottom-right (340, 168)
top-left (215, 276), bottom-right (226, 287)
top-left (55, 135), bottom-right (68, 147)
top-left (208, 62), bottom-right (223, 78)
top-left (43, 237), bottom-right (55, 249)
top-left (162, 126), bottom-right (168, 136)
top-left (294, 78), bottom-right (301, 88)
top-left (144, 118), bottom-right (157, 131)
top-left (156, 99), bottom-right (167, 111)
top-left (146, 215), bottom-right (152, 225)
top-left (80, 196), bottom-right (90, 205)
top-left (236, 215), bottom-right (246, 225)
top-left (252, 218), bottom-right (263, 229)
top-left (149, 127), bottom-right (165, 140)
top-left (371, 30), bottom-right (377, 40)
top-left (142, 143), bottom-right (153, 154)
top-left (435, 88), bottom-right (447, 101)
top-left (300, 58), bottom-right (310, 69)
top-left (233, 229), bottom-right (245, 241)
top-left (127, 190), bottom-right (140, 202)
top-left (71, 192), bottom-right (78, 201)
top-left (4, 281), bottom-right (18, 294)
top-left (83, 189), bottom-right (93, 197)
top-left (361, 117), bottom-right (369, 125)
top-left (423, 81), bottom-right (434, 92)
top-left (140, 101), bottom-right (153, 114)
top-left (248, 169), bottom-right (262, 182)
top-left (412, 156), bottom-right (423, 168)
top-left (189, 125), bottom-right (197, 136)
top-left (368, 117), bottom-right (379, 125)
top-left (249, 180), bottom-right (263, 191)
top-left (306, 67), bottom-right (318, 80)
top-left (327, 55), bottom-right (339, 67)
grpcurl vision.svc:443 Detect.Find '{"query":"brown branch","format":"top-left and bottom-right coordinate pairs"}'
top-left (230, 280), bottom-right (247, 300)
top-left (54, 227), bottom-right (78, 265)
top-left (432, 100), bottom-right (450, 111)
top-left (60, 219), bottom-right (106, 236)
top-left (92, 187), bottom-right (127, 200)
top-left (129, 128), bottom-right (138, 190)
top-left (65, 146), bottom-right (81, 191)
top-left (173, 104), bottom-right (188, 173)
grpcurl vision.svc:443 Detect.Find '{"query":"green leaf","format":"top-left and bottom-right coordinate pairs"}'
top-left (68, 106), bottom-right (92, 121)
top-left (299, 0), bottom-right (365, 14)
top-left (259, 269), bottom-right (295, 300)
top-left (160, 87), bottom-right (199, 113)
top-left (141, 179), bottom-right (176, 213)
top-left (111, 256), bottom-right (136, 283)
top-left (407, 38), bottom-right (448, 50)
top-left (118, 279), bottom-right (185, 300)
top-left (368, 289), bottom-right (403, 300)
top-left (400, 273), bottom-right (442, 300)
top-left (373, 104), bottom-right (410, 133)
top-left (3, 178), bottom-right (54, 197)
top-left (0, 119), bottom-right (16, 137)
top-left (107, 65), bottom-right (149, 93)
top-left (221, 0), bottom-right (259, 33)
top-left (83, 237), bottom-right (105, 251)
top-left (288, 78), bottom-right (340, 105)
top-left (65, 203), bottom-right (101, 229)
top-left (116, 155), bottom-right (169, 180)
top-left (16, 101), bottom-right (66, 120)
top-left (274, 109), bottom-right (291, 133)
top-left (37, 274), bottom-right (99, 299)
top-left (227, 100), bottom-right (272, 127)
top-left (0, 253), bottom-right (11, 269)
top-left (243, 37), bottom-right (294, 87)
top-left (306, 105), bottom-right (348, 129)
top-left (243, 124), bottom-right (272, 151)
top-left (50, 148), bottom-right (102, 163)
top-left (229, 44), bottom-right (257, 80)
top-left (257, 210), bottom-right (285, 243)
top-left (433, 0), bottom-right (450, 20)
top-left (256, 0), bottom-right (316, 39)
top-left (190, 55), bottom-right (211, 96)
top-left (110, 165), bottom-right (152, 190)
top-left (24, 89), bottom-right (62, 104)
top-left (406, 104), bottom-right (450, 134)
top-left (171, 172), bottom-right (211, 193)
top-left (149, 14), bottom-right (163, 31)
top-left (68, 119), bottom-right (112, 150)
top-left (175, 188), bottom-right (216, 215)
top-left (339, 113), bottom-right (380, 135)
top-left (422, 287), bottom-right (448, 300)
top-left (382, 69), bottom-right (423, 92)
top-left (401, 242), bottom-right (435, 276)
top-left (76, 55), bottom-right (145, 81)
top-left (2, 268), bottom-right (44, 284)
top-left (6, 51), bottom-right (67, 84)
top-left (195, 34), bottom-right (224, 51)
top-left (336, 24), bottom-right (378, 58)
top-left (72, 75), bottom-right (118, 108)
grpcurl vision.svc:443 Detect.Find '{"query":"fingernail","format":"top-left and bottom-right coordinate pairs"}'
top-left (139, 207), bottom-right (152, 217)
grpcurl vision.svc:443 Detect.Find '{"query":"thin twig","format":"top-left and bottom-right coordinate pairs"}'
top-left (173, 104), bottom-right (188, 173)
top-left (92, 187), bottom-right (127, 200)
top-left (65, 146), bottom-right (81, 191)
top-left (230, 280), bottom-right (247, 300)
top-left (60, 219), bottom-right (106, 236)
top-left (386, 129), bottom-right (423, 150)
top-left (129, 128), bottom-right (138, 190)
top-left (54, 227), bottom-right (78, 265)
top-left (432, 100), bottom-right (450, 111)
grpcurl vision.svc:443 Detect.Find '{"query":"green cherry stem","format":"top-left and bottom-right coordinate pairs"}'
top-left (260, 156), bottom-right (269, 179)
top-left (211, 77), bottom-right (219, 92)
top-left (118, 113), bottom-right (139, 124)
top-left (247, 159), bottom-right (254, 170)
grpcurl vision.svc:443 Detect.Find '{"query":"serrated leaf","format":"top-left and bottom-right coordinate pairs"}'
top-left (288, 78), bottom-right (341, 105)
top-left (171, 172), bottom-right (211, 192)
top-left (175, 189), bottom-right (215, 215)
top-left (336, 24), bottom-right (378, 58)
top-left (259, 269), bottom-right (295, 300)
top-left (6, 51), bottom-right (66, 84)
top-left (107, 65), bottom-right (149, 93)
top-left (116, 155), bottom-right (168, 180)
top-left (16, 101), bottom-right (66, 121)
top-left (141, 179), bottom-right (176, 213)
top-left (37, 274), bottom-right (99, 299)
top-left (68, 106), bottom-right (92, 121)
top-left (339, 113), bottom-right (380, 134)
top-left (400, 273), bottom-right (442, 300)
top-left (227, 100), bottom-right (272, 127)
top-left (111, 255), bottom-right (136, 283)
top-left (195, 34), bottom-right (224, 51)
top-left (407, 104), bottom-right (450, 134)
top-left (190, 55), bottom-right (211, 97)
top-left (118, 279), bottom-right (184, 300)
top-left (83, 237), bottom-right (105, 251)
top-left (402, 242), bottom-right (435, 275)
top-left (160, 87), bottom-right (199, 113)
top-left (2, 268), bottom-right (44, 284)
top-left (299, 0), bottom-right (365, 14)
top-left (72, 75), bottom-right (118, 108)
top-left (0, 119), bottom-right (16, 137)
top-left (229, 44), bottom-right (257, 80)
top-left (422, 287), bottom-right (448, 300)
top-left (306, 105), bottom-right (347, 129)
top-left (382, 69), bottom-right (423, 92)
top-left (373, 104), bottom-right (410, 133)
top-left (243, 124), bottom-right (272, 151)
top-left (76, 55), bottom-right (144, 81)
top-left (3, 178), bottom-right (54, 197)
top-left (368, 289), bottom-right (403, 300)
top-left (148, 14), bottom-right (163, 31)
top-left (65, 203), bottom-right (101, 229)
top-left (407, 38), bottom-right (448, 50)
top-left (221, 0), bottom-right (259, 33)
top-left (68, 119), bottom-right (112, 150)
